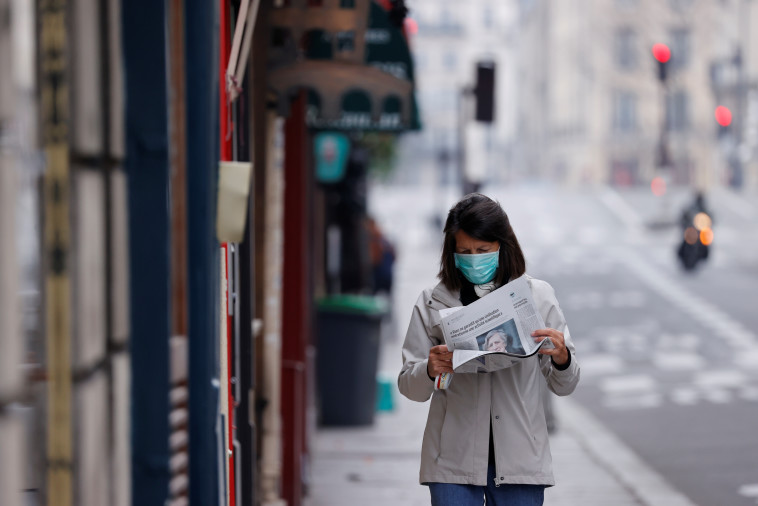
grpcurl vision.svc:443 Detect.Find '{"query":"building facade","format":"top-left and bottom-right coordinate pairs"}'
top-left (393, 0), bottom-right (520, 188)
top-left (515, 0), bottom-right (746, 189)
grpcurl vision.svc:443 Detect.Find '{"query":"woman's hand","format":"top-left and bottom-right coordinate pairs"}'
top-left (532, 328), bottom-right (569, 366)
top-left (427, 345), bottom-right (454, 379)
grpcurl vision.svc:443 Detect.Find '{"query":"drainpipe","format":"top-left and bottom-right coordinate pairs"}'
top-left (184, 0), bottom-right (221, 503)
top-left (0, 1), bottom-right (24, 501)
top-left (260, 111), bottom-right (286, 506)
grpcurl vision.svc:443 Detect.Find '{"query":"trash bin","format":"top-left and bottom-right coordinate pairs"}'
top-left (316, 295), bottom-right (388, 426)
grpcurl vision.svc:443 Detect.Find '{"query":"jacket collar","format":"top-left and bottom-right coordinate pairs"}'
top-left (431, 281), bottom-right (462, 308)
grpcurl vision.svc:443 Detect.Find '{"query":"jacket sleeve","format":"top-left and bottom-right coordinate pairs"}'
top-left (535, 281), bottom-right (580, 396)
top-left (397, 292), bottom-right (438, 402)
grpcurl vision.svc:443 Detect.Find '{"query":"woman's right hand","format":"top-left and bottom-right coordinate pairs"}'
top-left (427, 345), bottom-right (454, 379)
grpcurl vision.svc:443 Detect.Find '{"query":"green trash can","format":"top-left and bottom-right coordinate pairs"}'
top-left (316, 295), bottom-right (388, 426)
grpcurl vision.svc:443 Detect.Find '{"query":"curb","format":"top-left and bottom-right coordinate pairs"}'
top-left (558, 396), bottom-right (698, 506)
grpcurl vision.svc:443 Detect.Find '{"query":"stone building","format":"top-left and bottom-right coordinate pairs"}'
top-left (514, 0), bottom-right (742, 189)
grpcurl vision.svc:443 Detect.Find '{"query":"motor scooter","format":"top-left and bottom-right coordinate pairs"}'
top-left (676, 199), bottom-right (713, 271)
top-left (677, 226), bottom-right (710, 270)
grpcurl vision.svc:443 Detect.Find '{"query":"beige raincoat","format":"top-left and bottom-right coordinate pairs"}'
top-left (398, 276), bottom-right (580, 487)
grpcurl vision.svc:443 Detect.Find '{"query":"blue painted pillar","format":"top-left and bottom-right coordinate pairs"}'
top-left (122, 2), bottom-right (171, 505)
top-left (184, 0), bottom-right (221, 503)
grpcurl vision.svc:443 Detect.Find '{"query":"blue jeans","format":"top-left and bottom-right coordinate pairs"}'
top-left (428, 465), bottom-right (545, 506)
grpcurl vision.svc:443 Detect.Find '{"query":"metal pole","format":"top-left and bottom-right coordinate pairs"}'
top-left (184, 0), bottom-right (222, 503)
top-left (458, 87), bottom-right (474, 196)
top-left (122, 1), bottom-right (172, 504)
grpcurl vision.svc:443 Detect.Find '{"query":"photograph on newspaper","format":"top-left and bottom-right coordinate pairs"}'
top-left (439, 275), bottom-right (555, 373)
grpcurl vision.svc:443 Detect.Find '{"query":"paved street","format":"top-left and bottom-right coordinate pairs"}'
top-left (306, 182), bottom-right (758, 505)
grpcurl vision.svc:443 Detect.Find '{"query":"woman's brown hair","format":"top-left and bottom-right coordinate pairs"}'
top-left (438, 193), bottom-right (526, 291)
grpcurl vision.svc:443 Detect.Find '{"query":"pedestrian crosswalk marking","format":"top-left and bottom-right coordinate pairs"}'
top-left (671, 388), bottom-right (699, 405)
top-left (653, 353), bottom-right (704, 371)
top-left (578, 354), bottom-right (625, 376)
top-left (694, 370), bottom-right (745, 388)
top-left (738, 483), bottom-right (758, 504)
top-left (601, 375), bottom-right (656, 394)
top-left (603, 392), bottom-right (662, 410)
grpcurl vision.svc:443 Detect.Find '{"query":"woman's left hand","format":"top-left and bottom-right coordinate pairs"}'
top-left (532, 328), bottom-right (569, 366)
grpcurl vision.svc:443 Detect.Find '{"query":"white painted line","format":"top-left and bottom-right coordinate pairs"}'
top-left (694, 370), bottom-right (746, 389)
top-left (653, 353), bottom-right (705, 371)
top-left (601, 374), bottom-right (656, 394)
top-left (670, 388), bottom-right (700, 405)
top-left (557, 396), bottom-right (698, 506)
top-left (738, 483), bottom-right (758, 499)
top-left (740, 387), bottom-right (758, 402)
top-left (703, 388), bottom-right (733, 404)
top-left (618, 251), bottom-right (758, 350)
top-left (599, 188), bottom-right (645, 231)
top-left (603, 392), bottom-right (663, 410)
top-left (579, 353), bottom-right (625, 376)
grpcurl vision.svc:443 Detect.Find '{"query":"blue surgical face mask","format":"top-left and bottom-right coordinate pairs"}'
top-left (454, 250), bottom-right (500, 285)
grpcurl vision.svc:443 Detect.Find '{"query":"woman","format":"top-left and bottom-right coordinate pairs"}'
top-left (484, 330), bottom-right (508, 353)
top-left (398, 193), bottom-right (580, 506)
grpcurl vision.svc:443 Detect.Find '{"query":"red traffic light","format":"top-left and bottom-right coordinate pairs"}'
top-left (715, 106), bottom-right (732, 127)
top-left (652, 43), bottom-right (671, 63)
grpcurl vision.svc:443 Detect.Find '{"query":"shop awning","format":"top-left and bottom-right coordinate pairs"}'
top-left (267, 0), bottom-right (420, 132)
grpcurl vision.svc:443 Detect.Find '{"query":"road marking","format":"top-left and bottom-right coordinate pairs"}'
top-left (558, 396), bottom-right (698, 506)
top-left (703, 388), bottom-right (733, 404)
top-left (601, 374), bottom-right (656, 394)
top-left (694, 370), bottom-right (746, 389)
top-left (579, 353), bottom-right (625, 376)
top-left (740, 387), bottom-right (758, 402)
top-left (618, 250), bottom-right (758, 356)
top-left (604, 392), bottom-right (663, 409)
top-left (671, 387), bottom-right (700, 405)
top-left (599, 188), bottom-right (645, 232)
top-left (653, 353), bottom-right (704, 371)
top-left (738, 483), bottom-right (758, 504)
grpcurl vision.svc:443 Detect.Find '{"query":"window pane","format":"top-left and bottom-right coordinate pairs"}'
top-left (613, 91), bottom-right (637, 131)
top-left (670, 28), bottom-right (690, 70)
top-left (614, 28), bottom-right (637, 70)
top-left (666, 90), bottom-right (689, 131)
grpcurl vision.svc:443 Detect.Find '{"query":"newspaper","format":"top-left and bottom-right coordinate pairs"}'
top-left (439, 275), bottom-right (555, 373)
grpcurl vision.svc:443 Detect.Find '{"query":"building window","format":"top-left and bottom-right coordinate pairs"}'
top-left (483, 6), bottom-right (494, 29)
top-left (614, 28), bottom-right (637, 70)
top-left (443, 51), bottom-right (457, 70)
top-left (668, 0), bottom-right (694, 12)
top-left (669, 28), bottom-right (690, 70)
top-left (612, 91), bottom-right (637, 132)
top-left (666, 90), bottom-right (689, 132)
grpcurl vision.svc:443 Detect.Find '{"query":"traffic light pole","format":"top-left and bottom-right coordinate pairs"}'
top-left (652, 43), bottom-right (673, 227)
top-left (457, 86), bottom-right (477, 196)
